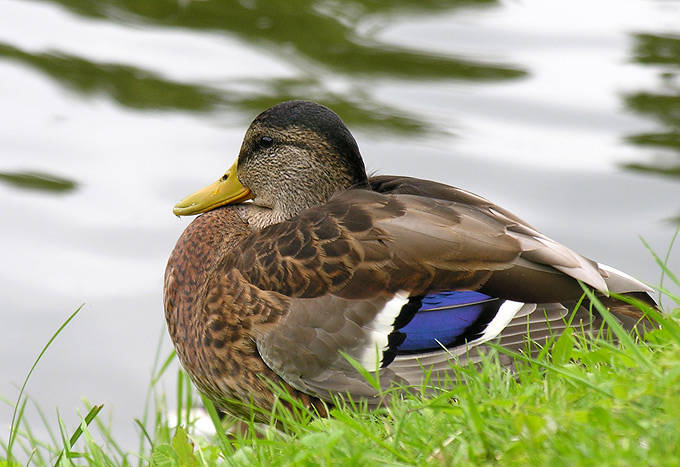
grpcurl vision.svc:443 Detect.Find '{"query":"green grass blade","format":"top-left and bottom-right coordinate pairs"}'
top-left (31, 395), bottom-right (60, 449)
top-left (581, 285), bottom-right (658, 374)
top-left (641, 230), bottom-right (680, 291)
top-left (330, 410), bottom-right (414, 463)
top-left (175, 371), bottom-right (185, 431)
top-left (52, 404), bottom-right (104, 466)
top-left (151, 343), bottom-right (177, 387)
top-left (82, 401), bottom-right (126, 462)
top-left (67, 405), bottom-right (104, 448)
top-left (338, 351), bottom-right (381, 392)
top-left (6, 305), bottom-right (84, 463)
top-left (200, 395), bottom-right (233, 457)
top-left (490, 343), bottom-right (615, 398)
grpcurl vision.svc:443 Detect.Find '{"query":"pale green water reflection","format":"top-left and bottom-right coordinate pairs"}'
top-left (0, 0), bottom-right (524, 152)
top-left (624, 33), bottom-right (680, 180)
top-left (0, 42), bottom-right (223, 112)
top-left (0, 171), bottom-right (78, 192)
top-left (30, 0), bottom-right (521, 79)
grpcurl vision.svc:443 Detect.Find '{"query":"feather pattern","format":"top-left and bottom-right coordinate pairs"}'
top-left (164, 100), bottom-right (657, 420)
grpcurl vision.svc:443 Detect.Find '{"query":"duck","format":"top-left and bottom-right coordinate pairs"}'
top-left (164, 100), bottom-right (656, 421)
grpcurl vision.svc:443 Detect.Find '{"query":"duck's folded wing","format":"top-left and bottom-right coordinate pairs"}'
top-left (371, 176), bottom-right (654, 297)
top-left (218, 187), bottom-right (645, 402)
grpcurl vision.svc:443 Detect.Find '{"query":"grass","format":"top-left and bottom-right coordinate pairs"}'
top-left (3, 257), bottom-right (680, 465)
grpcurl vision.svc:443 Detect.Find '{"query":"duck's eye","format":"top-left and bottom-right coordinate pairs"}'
top-left (258, 135), bottom-right (274, 149)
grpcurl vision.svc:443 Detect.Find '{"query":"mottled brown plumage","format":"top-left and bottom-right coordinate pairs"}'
top-left (164, 101), bottom-right (656, 421)
top-left (165, 208), bottom-right (328, 418)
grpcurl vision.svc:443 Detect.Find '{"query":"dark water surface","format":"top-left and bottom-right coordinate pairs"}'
top-left (2, 0), bottom-right (680, 448)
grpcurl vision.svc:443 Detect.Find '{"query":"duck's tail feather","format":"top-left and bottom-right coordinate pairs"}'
top-left (593, 263), bottom-right (659, 325)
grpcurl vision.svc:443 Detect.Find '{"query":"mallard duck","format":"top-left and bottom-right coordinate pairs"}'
top-left (164, 100), bottom-right (656, 420)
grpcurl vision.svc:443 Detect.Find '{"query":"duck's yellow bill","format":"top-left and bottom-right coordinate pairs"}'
top-left (173, 161), bottom-right (253, 216)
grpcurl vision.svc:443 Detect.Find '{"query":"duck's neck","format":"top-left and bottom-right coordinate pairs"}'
top-left (239, 180), bottom-right (371, 230)
top-left (237, 203), bottom-right (293, 230)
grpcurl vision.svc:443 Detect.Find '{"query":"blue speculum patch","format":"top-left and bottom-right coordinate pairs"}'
top-left (397, 291), bottom-right (502, 352)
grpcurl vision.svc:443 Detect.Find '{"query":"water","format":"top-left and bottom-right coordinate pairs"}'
top-left (2, 0), bottom-right (679, 448)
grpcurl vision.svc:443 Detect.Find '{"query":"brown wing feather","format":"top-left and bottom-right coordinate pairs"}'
top-left (226, 189), bottom-right (523, 299)
top-left (370, 176), bottom-right (610, 300)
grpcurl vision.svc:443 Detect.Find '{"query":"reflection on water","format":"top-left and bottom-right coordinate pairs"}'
top-left (0, 42), bottom-right (222, 112)
top-left (623, 33), bottom-right (680, 179)
top-left (32, 0), bottom-right (522, 79)
top-left (0, 170), bottom-right (78, 192)
top-left (9, 0), bottom-right (524, 136)
top-left (4, 0), bottom-right (679, 176)
top-left (0, 37), bottom-right (440, 135)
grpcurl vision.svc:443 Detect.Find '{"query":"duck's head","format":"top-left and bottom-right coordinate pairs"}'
top-left (173, 101), bottom-right (369, 218)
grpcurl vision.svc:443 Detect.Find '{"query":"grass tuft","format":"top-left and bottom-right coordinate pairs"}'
top-left (3, 262), bottom-right (680, 465)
